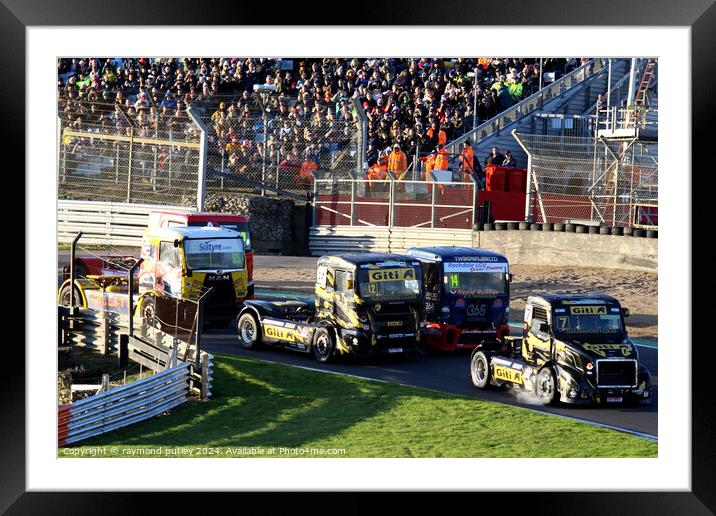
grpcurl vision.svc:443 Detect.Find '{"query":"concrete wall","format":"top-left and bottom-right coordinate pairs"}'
top-left (473, 230), bottom-right (657, 272)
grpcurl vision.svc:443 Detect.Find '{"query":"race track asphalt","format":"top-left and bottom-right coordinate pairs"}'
top-left (58, 252), bottom-right (658, 438)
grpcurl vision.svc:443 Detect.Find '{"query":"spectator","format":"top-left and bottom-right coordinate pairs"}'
top-left (503, 150), bottom-right (516, 167)
top-left (388, 143), bottom-right (408, 180)
top-left (459, 141), bottom-right (475, 182)
top-left (485, 147), bottom-right (504, 167)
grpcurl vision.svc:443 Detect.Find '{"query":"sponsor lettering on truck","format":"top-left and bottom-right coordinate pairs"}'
top-left (58, 226), bottom-right (248, 330)
top-left (469, 293), bottom-right (653, 406)
top-left (405, 246), bottom-right (512, 352)
top-left (235, 253), bottom-right (423, 363)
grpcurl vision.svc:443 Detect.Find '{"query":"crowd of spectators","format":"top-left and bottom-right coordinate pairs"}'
top-left (57, 57), bottom-right (583, 188)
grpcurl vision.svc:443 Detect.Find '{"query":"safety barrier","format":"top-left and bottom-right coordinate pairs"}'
top-left (58, 362), bottom-right (192, 446)
top-left (308, 225), bottom-right (472, 256)
top-left (58, 305), bottom-right (214, 446)
top-left (58, 199), bottom-right (194, 246)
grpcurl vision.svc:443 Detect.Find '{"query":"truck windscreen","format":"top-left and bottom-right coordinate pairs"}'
top-left (443, 262), bottom-right (509, 296)
top-left (553, 305), bottom-right (624, 335)
top-left (184, 238), bottom-right (245, 271)
top-left (188, 221), bottom-right (251, 250)
top-left (357, 267), bottom-right (421, 302)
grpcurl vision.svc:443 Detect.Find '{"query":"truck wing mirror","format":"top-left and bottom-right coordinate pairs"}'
top-left (508, 273), bottom-right (514, 283)
top-left (621, 307), bottom-right (630, 318)
top-left (173, 239), bottom-right (180, 248)
top-left (539, 322), bottom-right (550, 333)
top-left (345, 278), bottom-right (354, 290)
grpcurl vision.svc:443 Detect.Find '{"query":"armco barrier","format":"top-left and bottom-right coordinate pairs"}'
top-left (58, 362), bottom-right (192, 446)
top-left (58, 200), bottom-right (195, 246)
top-left (309, 226), bottom-right (472, 256)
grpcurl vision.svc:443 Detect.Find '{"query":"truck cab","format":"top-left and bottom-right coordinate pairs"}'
top-left (148, 210), bottom-right (254, 299)
top-left (236, 253), bottom-right (423, 362)
top-left (405, 246), bottom-right (511, 351)
top-left (470, 293), bottom-right (653, 405)
top-left (137, 226), bottom-right (248, 327)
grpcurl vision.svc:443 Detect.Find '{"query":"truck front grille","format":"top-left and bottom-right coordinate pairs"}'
top-left (596, 359), bottom-right (638, 388)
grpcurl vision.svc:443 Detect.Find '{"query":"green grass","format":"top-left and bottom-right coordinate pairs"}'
top-left (60, 353), bottom-right (657, 458)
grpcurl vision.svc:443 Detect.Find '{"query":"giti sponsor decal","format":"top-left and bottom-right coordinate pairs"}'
top-left (583, 343), bottom-right (633, 357)
top-left (263, 325), bottom-right (297, 342)
top-left (493, 365), bottom-right (523, 384)
top-left (368, 268), bottom-right (415, 283)
top-left (569, 305), bottom-right (607, 315)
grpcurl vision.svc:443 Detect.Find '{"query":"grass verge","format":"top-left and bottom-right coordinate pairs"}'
top-left (60, 353), bottom-right (657, 458)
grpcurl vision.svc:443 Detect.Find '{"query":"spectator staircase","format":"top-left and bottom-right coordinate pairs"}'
top-left (445, 58), bottom-right (631, 168)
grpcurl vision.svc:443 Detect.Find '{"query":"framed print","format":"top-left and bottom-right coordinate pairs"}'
top-left (4, 0), bottom-right (714, 511)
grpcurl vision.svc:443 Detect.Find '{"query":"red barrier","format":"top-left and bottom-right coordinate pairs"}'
top-left (485, 165), bottom-right (527, 193)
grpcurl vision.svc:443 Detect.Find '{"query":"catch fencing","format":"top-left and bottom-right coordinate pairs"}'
top-left (57, 99), bottom-right (203, 206)
top-left (513, 130), bottom-right (658, 228)
top-left (192, 92), bottom-right (364, 197)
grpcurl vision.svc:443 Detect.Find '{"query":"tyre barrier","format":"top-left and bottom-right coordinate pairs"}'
top-left (575, 225), bottom-right (588, 234)
top-left (633, 229), bottom-right (645, 237)
top-left (553, 223), bottom-right (565, 232)
top-left (565, 223), bottom-right (576, 232)
top-left (542, 223), bottom-right (553, 231)
top-left (495, 222), bottom-right (507, 230)
top-left (623, 227), bottom-right (634, 236)
top-left (530, 223), bottom-right (542, 231)
top-left (646, 230), bottom-right (658, 238)
top-left (483, 223), bottom-right (494, 231)
top-left (471, 224), bottom-right (655, 239)
top-left (599, 226), bottom-right (611, 235)
top-left (507, 222), bottom-right (519, 230)
top-left (611, 226), bottom-right (623, 236)
top-left (519, 222), bottom-right (530, 230)
top-left (473, 223), bottom-right (483, 231)
top-left (588, 226), bottom-right (599, 235)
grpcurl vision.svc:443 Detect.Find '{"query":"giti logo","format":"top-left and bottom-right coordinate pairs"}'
top-left (569, 305), bottom-right (607, 315)
top-left (369, 268), bottom-right (415, 283)
top-left (493, 365), bottom-right (523, 384)
top-left (264, 325), bottom-right (296, 342)
top-left (387, 321), bottom-right (402, 327)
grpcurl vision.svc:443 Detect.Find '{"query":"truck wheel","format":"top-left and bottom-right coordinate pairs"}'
top-left (470, 351), bottom-right (491, 389)
top-left (536, 367), bottom-right (559, 404)
top-left (59, 284), bottom-right (83, 307)
top-left (312, 327), bottom-right (335, 363)
top-left (237, 313), bottom-right (261, 349)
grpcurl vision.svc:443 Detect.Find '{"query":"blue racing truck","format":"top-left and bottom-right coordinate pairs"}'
top-left (405, 247), bottom-right (512, 352)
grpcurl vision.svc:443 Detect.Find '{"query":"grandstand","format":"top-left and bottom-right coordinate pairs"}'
top-left (56, 57), bottom-right (658, 252)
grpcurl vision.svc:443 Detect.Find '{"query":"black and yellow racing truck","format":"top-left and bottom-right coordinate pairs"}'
top-left (235, 253), bottom-right (423, 362)
top-left (469, 293), bottom-right (653, 405)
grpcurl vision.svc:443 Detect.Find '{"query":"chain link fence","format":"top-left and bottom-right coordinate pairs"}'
top-left (192, 91), bottom-right (363, 197)
top-left (57, 99), bottom-right (202, 205)
top-left (514, 132), bottom-right (658, 228)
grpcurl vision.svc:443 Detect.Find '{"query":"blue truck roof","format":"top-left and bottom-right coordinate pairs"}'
top-left (406, 246), bottom-right (508, 263)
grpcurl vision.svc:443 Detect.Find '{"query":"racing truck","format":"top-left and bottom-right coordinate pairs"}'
top-left (61, 210), bottom-right (255, 299)
top-left (469, 293), bottom-right (653, 405)
top-left (236, 253), bottom-right (423, 362)
top-left (405, 246), bottom-right (512, 352)
top-left (58, 226), bottom-right (248, 329)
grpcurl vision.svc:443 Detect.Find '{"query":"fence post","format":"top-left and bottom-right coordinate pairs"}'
top-left (388, 173), bottom-right (396, 228)
top-left (186, 106), bottom-right (207, 211)
top-left (69, 232), bottom-right (83, 307)
top-left (430, 174), bottom-right (437, 229)
top-left (127, 258), bottom-right (144, 338)
top-left (100, 374), bottom-right (110, 393)
top-left (200, 353), bottom-right (210, 400)
top-left (101, 312), bottom-right (110, 356)
top-left (350, 179), bottom-right (356, 226)
top-left (118, 334), bottom-right (128, 369)
top-left (126, 127), bottom-right (133, 203)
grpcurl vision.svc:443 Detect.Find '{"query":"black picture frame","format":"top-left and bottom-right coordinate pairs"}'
top-left (6, 0), bottom-right (713, 512)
